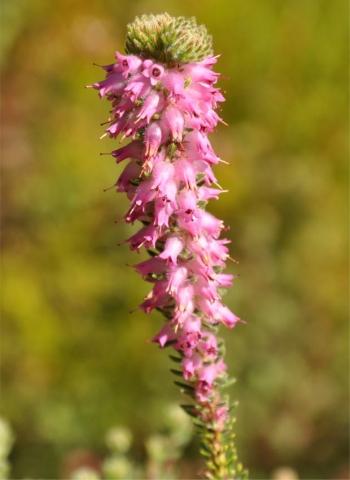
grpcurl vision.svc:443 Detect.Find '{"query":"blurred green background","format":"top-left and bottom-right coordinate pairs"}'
top-left (1, 0), bottom-right (348, 478)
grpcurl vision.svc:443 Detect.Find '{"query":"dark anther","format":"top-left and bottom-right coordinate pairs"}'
top-left (152, 67), bottom-right (161, 77)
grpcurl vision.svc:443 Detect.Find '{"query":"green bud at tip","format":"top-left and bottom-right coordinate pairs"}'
top-left (125, 13), bottom-right (213, 65)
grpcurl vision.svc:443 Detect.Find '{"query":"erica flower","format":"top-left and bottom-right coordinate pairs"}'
top-left (91, 13), bottom-right (247, 480)
top-left (159, 236), bottom-right (184, 264)
top-left (142, 59), bottom-right (165, 84)
top-left (144, 122), bottom-right (162, 159)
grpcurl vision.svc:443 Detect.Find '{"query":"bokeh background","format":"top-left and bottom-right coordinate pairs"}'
top-left (1, 0), bottom-right (348, 478)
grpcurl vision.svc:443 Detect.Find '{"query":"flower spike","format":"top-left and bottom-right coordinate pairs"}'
top-left (91, 13), bottom-right (247, 480)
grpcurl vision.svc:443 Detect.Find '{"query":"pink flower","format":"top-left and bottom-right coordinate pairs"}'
top-left (116, 161), bottom-right (141, 193)
top-left (124, 74), bottom-right (151, 101)
top-left (151, 160), bottom-right (175, 194)
top-left (214, 273), bottom-right (234, 288)
top-left (92, 45), bottom-right (240, 435)
top-left (162, 106), bottom-right (185, 142)
top-left (184, 62), bottom-right (219, 84)
top-left (127, 224), bottom-right (160, 250)
top-left (142, 59), bottom-right (165, 85)
top-left (154, 196), bottom-right (175, 227)
top-left (198, 186), bottom-right (225, 201)
top-left (167, 266), bottom-right (188, 294)
top-left (176, 285), bottom-right (194, 313)
top-left (196, 360), bottom-right (226, 401)
top-left (141, 280), bottom-right (169, 313)
top-left (182, 355), bottom-right (202, 380)
top-left (197, 210), bottom-right (224, 238)
top-left (93, 72), bottom-right (125, 97)
top-left (134, 257), bottom-right (166, 277)
top-left (200, 333), bottom-right (218, 358)
top-left (116, 52), bottom-right (142, 75)
top-left (218, 305), bottom-right (240, 328)
top-left (153, 323), bottom-right (176, 347)
top-left (174, 158), bottom-right (197, 189)
top-left (136, 91), bottom-right (161, 123)
top-left (159, 236), bottom-right (184, 263)
top-left (199, 363), bottom-right (219, 386)
top-left (185, 130), bottom-right (220, 164)
top-left (182, 315), bottom-right (202, 335)
top-left (162, 72), bottom-right (185, 97)
top-left (144, 122), bottom-right (162, 158)
top-left (106, 116), bottom-right (128, 138)
top-left (111, 141), bottom-right (144, 163)
top-left (176, 189), bottom-right (197, 212)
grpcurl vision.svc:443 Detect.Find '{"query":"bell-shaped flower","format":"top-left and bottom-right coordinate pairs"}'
top-left (159, 236), bottom-right (184, 263)
top-left (162, 106), bottom-right (185, 142)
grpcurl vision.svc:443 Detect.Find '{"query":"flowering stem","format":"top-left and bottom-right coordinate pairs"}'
top-left (90, 13), bottom-right (247, 479)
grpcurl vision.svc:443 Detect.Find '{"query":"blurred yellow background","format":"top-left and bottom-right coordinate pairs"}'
top-left (1, 0), bottom-right (348, 478)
